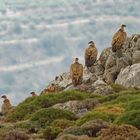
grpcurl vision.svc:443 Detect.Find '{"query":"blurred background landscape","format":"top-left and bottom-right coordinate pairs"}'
top-left (0, 0), bottom-right (140, 107)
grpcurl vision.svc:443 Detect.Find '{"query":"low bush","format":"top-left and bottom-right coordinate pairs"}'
top-left (50, 119), bottom-right (75, 130)
top-left (100, 90), bottom-right (140, 105)
top-left (62, 127), bottom-right (87, 136)
top-left (43, 126), bottom-right (62, 140)
top-left (94, 105), bottom-right (125, 115)
top-left (126, 99), bottom-right (140, 111)
top-left (115, 110), bottom-right (140, 129)
top-left (103, 93), bottom-right (140, 107)
top-left (76, 111), bottom-right (117, 126)
top-left (30, 108), bottom-right (77, 128)
top-left (7, 91), bottom-right (96, 122)
top-left (98, 124), bottom-right (140, 140)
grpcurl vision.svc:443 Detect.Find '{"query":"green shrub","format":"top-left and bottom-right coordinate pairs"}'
top-left (7, 91), bottom-right (96, 122)
top-left (100, 90), bottom-right (140, 104)
top-left (76, 111), bottom-right (117, 126)
top-left (6, 96), bottom-right (40, 122)
top-left (30, 108), bottom-right (77, 128)
top-left (43, 126), bottom-right (62, 140)
top-left (115, 110), bottom-right (140, 129)
top-left (126, 100), bottom-right (140, 111)
top-left (50, 119), bottom-right (75, 129)
top-left (99, 93), bottom-right (121, 103)
top-left (104, 93), bottom-right (140, 107)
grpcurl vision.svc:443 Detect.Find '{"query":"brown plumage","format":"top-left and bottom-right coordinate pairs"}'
top-left (70, 58), bottom-right (83, 86)
top-left (85, 41), bottom-right (98, 67)
top-left (1, 96), bottom-right (12, 114)
top-left (112, 25), bottom-right (127, 52)
top-left (48, 83), bottom-right (57, 93)
top-left (30, 92), bottom-right (37, 97)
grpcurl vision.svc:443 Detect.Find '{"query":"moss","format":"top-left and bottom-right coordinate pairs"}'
top-left (7, 90), bottom-right (96, 122)
top-left (30, 108), bottom-right (77, 128)
top-left (76, 111), bottom-right (117, 126)
top-left (115, 110), bottom-right (140, 129)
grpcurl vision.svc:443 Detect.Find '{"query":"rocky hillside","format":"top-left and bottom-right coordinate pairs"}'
top-left (1, 0), bottom-right (140, 106)
top-left (0, 34), bottom-right (140, 140)
top-left (50, 34), bottom-right (140, 93)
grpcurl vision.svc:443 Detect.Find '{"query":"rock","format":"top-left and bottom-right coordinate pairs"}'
top-left (51, 68), bottom-right (97, 91)
top-left (103, 52), bottom-right (118, 84)
top-left (54, 72), bottom-right (72, 91)
top-left (115, 63), bottom-right (140, 88)
top-left (105, 53), bottom-right (117, 69)
top-left (130, 34), bottom-right (140, 50)
top-left (103, 66), bottom-right (118, 84)
top-left (94, 85), bottom-right (114, 95)
top-left (103, 48), bottom-right (132, 84)
top-left (47, 34), bottom-right (140, 93)
top-left (82, 68), bottom-right (97, 84)
top-left (87, 61), bottom-right (105, 77)
top-left (116, 54), bottom-right (131, 72)
top-left (98, 47), bottom-right (112, 67)
top-left (132, 50), bottom-right (140, 64)
top-left (53, 99), bottom-right (99, 117)
top-left (93, 79), bottom-right (107, 86)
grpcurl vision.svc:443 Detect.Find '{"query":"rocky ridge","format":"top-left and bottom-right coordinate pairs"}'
top-left (50, 34), bottom-right (140, 93)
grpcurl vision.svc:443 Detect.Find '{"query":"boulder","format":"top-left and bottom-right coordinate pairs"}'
top-left (87, 61), bottom-right (105, 77)
top-left (54, 72), bottom-right (72, 91)
top-left (132, 50), bottom-right (140, 64)
top-left (103, 66), bottom-right (118, 84)
top-left (105, 53), bottom-right (117, 69)
top-left (115, 63), bottom-right (140, 88)
top-left (130, 34), bottom-right (140, 50)
top-left (93, 79), bottom-right (107, 87)
top-left (98, 47), bottom-right (112, 67)
top-left (94, 85), bottom-right (114, 95)
top-left (52, 99), bottom-right (99, 117)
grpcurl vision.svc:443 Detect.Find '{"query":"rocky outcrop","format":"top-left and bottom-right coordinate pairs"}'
top-left (53, 99), bottom-right (99, 117)
top-left (48, 34), bottom-right (140, 92)
top-left (115, 63), bottom-right (140, 88)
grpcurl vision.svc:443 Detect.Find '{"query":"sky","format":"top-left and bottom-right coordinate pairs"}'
top-left (0, 0), bottom-right (140, 108)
